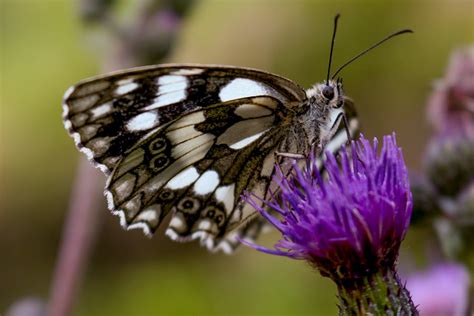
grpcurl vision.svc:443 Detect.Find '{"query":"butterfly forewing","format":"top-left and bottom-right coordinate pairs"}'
top-left (62, 64), bottom-right (305, 174)
top-left (104, 96), bottom-right (289, 252)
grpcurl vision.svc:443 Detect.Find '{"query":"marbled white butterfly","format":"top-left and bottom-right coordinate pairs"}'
top-left (62, 15), bottom-right (411, 253)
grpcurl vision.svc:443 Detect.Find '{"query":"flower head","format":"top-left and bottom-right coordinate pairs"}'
top-left (428, 46), bottom-right (474, 136)
top-left (244, 134), bottom-right (413, 282)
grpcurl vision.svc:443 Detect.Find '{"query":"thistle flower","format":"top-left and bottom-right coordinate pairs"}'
top-left (244, 134), bottom-right (417, 314)
top-left (411, 46), bottom-right (474, 276)
top-left (427, 46), bottom-right (474, 136)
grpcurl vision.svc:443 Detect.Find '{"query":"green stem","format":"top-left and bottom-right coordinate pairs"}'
top-left (337, 269), bottom-right (418, 316)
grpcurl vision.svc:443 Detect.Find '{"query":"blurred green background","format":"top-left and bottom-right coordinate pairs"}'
top-left (1, 0), bottom-right (473, 315)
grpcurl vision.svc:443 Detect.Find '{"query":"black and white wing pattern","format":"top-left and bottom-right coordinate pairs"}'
top-left (63, 64), bottom-right (306, 253)
top-left (105, 96), bottom-right (290, 252)
top-left (63, 64), bottom-right (305, 174)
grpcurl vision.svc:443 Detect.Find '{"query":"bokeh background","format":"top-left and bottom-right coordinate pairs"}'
top-left (1, 0), bottom-right (473, 315)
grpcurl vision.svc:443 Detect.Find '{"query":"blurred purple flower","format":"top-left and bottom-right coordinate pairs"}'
top-left (243, 134), bottom-right (413, 280)
top-left (6, 297), bottom-right (47, 316)
top-left (407, 263), bottom-right (470, 316)
top-left (428, 46), bottom-right (474, 136)
top-left (154, 9), bottom-right (181, 33)
top-left (93, 1), bottom-right (196, 69)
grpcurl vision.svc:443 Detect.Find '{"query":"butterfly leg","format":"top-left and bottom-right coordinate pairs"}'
top-left (341, 113), bottom-right (353, 143)
top-left (274, 151), bottom-right (306, 160)
top-left (328, 112), bottom-right (352, 144)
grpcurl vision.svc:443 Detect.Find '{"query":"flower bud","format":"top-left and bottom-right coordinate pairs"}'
top-left (410, 173), bottom-right (442, 224)
top-left (424, 133), bottom-right (474, 196)
top-left (427, 46), bottom-right (474, 136)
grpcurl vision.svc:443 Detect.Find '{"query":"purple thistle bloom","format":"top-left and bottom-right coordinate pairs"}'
top-left (243, 134), bottom-right (413, 282)
top-left (407, 263), bottom-right (470, 316)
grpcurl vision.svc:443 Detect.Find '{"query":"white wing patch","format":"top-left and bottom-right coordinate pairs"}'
top-left (143, 75), bottom-right (188, 110)
top-left (168, 214), bottom-right (186, 232)
top-left (319, 108), bottom-right (343, 144)
top-left (145, 139), bottom-right (214, 193)
top-left (229, 130), bottom-right (268, 149)
top-left (135, 208), bottom-right (159, 224)
top-left (126, 111), bottom-right (160, 131)
top-left (193, 170), bottom-right (220, 195)
top-left (197, 219), bottom-right (213, 231)
top-left (165, 166), bottom-right (200, 190)
top-left (215, 183), bottom-right (235, 213)
top-left (90, 102), bottom-right (112, 119)
top-left (219, 78), bottom-right (284, 102)
top-left (115, 81), bottom-right (139, 95)
top-left (171, 68), bottom-right (204, 75)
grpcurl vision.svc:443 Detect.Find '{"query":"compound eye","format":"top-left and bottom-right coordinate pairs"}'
top-left (322, 86), bottom-right (335, 100)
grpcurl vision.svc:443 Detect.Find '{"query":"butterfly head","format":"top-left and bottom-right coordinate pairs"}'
top-left (306, 78), bottom-right (345, 110)
top-left (301, 77), bottom-right (355, 153)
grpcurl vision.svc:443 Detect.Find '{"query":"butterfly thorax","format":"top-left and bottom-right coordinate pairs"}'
top-left (283, 80), bottom-right (345, 156)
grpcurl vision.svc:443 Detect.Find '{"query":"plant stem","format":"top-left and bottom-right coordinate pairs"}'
top-left (337, 270), bottom-right (418, 316)
top-left (48, 158), bottom-right (103, 316)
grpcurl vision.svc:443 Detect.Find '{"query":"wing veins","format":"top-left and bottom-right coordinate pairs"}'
top-left (128, 109), bottom-right (278, 232)
top-left (116, 137), bottom-right (217, 211)
top-left (166, 126), bottom-right (280, 239)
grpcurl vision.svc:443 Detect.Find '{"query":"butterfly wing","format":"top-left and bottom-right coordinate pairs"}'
top-left (105, 96), bottom-right (291, 253)
top-left (63, 64), bottom-right (305, 174)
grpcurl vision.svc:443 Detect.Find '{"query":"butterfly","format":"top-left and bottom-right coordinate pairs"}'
top-left (62, 16), bottom-right (410, 253)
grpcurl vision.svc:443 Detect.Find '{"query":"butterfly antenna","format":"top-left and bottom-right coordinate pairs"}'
top-left (326, 14), bottom-right (341, 84)
top-left (331, 29), bottom-right (413, 80)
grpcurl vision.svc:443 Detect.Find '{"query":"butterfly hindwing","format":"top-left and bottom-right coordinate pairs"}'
top-left (62, 64), bottom-right (305, 174)
top-left (105, 96), bottom-right (290, 252)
